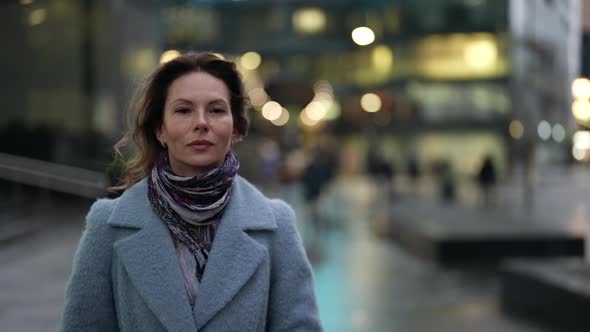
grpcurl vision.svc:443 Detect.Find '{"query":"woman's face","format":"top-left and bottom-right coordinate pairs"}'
top-left (157, 71), bottom-right (237, 177)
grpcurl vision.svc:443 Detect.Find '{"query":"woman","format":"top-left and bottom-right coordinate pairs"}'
top-left (60, 52), bottom-right (322, 331)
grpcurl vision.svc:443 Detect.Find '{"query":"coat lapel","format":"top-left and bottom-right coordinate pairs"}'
top-left (193, 176), bottom-right (277, 330)
top-left (108, 180), bottom-right (198, 332)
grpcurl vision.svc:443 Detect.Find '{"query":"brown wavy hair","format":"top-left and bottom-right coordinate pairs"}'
top-left (110, 52), bottom-right (249, 191)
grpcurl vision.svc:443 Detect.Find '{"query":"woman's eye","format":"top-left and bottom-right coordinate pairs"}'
top-left (211, 108), bottom-right (226, 113)
top-left (175, 108), bottom-right (190, 113)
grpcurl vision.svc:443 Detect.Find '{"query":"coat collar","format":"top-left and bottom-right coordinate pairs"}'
top-left (108, 176), bottom-right (277, 331)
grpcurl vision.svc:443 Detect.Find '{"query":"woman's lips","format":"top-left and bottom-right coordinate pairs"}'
top-left (188, 140), bottom-right (213, 151)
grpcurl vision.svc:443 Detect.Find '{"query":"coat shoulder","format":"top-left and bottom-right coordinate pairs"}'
top-left (85, 197), bottom-right (119, 229)
top-left (267, 199), bottom-right (296, 226)
top-left (266, 198), bottom-right (301, 248)
top-left (234, 176), bottom-right (295, 232)
top-left (235, 175), bottom-right (294, 219)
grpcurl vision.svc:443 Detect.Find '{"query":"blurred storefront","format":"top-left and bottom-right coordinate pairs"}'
top-left (0, 0), bottom-right (582, 182)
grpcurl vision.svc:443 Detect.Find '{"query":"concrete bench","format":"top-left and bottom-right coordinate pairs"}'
top-left (501, 258), bottom-right (590, 332)
top-left (385, 199), bottom-right (584, 266)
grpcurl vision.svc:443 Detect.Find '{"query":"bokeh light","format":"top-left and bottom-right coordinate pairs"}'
top-left (572, 78), bottom-right (590, 100)
top-left (271, 108), bottom-right (290, 126)
top-left (509, 120), bottom-right (524, 139)
top-left (300, 109), bottom-right (319, 127)
top-left (305, 101), bottom-right (327, 121)
top-left (573, 145), bottom-right (587, 161)
top-left (240, 52), bottom-right (262, 70)
top-left (351, 27), bottom-right (375, 46)
top-left (324, 100), bottom-right (341, 120)
top-left (28, 8), bottom-right (46, 26)
top-left (248, 87), bottom-right (269, 108)
top-left (573, 131), bottom-right (590, 149)
top-left (464, 39), bottom-right (497, 69)
top-left (261, 101), bottom-right (282, 121)
top-left (372, 45), bottom-right (394, 73)
top-left (313, 80), bottom-right (334, 95)
top-left (292, 8), bottom-right (326, 34)
top-left (360, 93), bottom-right (382, 112)
top-left (572, 99), bottom-right (590, 122)
top-left (552, 124), bottom-right (565, 143)
top-left (537, 121), bottom-right (551, 141)
top-left (159, 50), bottom-right (181, 64)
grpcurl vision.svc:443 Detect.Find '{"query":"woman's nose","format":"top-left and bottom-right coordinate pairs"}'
top-left (192, 111), bottom-right (208, 131)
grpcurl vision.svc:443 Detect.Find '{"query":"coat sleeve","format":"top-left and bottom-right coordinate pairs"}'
top-left (267, 199), bottom-right (322, 331)
top-left (60, 199), bottom-right (119, 332)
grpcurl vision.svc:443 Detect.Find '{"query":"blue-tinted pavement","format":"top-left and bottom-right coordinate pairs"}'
top-left (281, 177), bottom-right (546, 332)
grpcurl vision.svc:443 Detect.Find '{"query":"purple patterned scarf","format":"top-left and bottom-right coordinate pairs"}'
top-left (147, 150), bottom-right (239, 284)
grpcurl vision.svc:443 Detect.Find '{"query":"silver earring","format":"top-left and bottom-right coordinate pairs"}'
top-left (161, 141), bottom-right (167, 148)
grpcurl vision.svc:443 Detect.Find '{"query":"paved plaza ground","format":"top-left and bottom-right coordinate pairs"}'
top-left (2, 164), bottom-right (589, 331)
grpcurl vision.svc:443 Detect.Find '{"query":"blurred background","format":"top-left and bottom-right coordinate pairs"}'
top-left (1, 0), bottom-right (590, 331)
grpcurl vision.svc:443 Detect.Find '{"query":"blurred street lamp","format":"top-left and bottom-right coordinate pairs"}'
top-left (300, 109), bottom-right (319, 127)
top-left (360, 93), bottom-right (382, 112)
top-left (552, 124), bottom-right (566, 143)
top-left (572, 78), bottom-right (590, 100)
top-left (352, 27), bottom-right (375, 46)
top-left (271, 108), bottom-right (290, 126)
top-left (372, 45), bottom-right (393, 74)
top-left (572, 99), bottom-right (590, 122)
top-left (573, 131), bottom-right (590, 149)
top-left (248, 87), bottom-right (269, 108)
top-left (509, 120), bottom-right (524, 139)
top-left (313, 80), bottom-right (333, 94)
top-left (464, 39), bottom-right (497, 69)
top-left (306, 101), bottom-right (327, 121)
top-left (262, 101), bottom-right (282, 121)
top-left (572, 146), bottom-right (586, 161)
top-left (240, 52), bottom-right (262, 70)
top-left (28, 8), bottom-right (46, 26)
top-left (537, 120), bottom-right (551, 141)
top-left (573, 131), bottom-right (590, 162)
top-left (292, 8), bottom-right (326, 34)
top-left (324, 100), bottom-right (341, 120)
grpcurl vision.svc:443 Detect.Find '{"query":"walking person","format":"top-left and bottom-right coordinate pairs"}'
top-left (60, 52), bottom-right (321, 331)
top-left (477, 156), bottom-right (497, 208)
top-left (302, 146), bottom-right (336, 230)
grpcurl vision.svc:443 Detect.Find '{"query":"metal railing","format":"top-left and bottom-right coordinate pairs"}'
top-left (0, 152), bottom-right (109, 199)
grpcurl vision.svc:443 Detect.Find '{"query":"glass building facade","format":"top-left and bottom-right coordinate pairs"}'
top-left (0, 0), bottom-right (580, 181)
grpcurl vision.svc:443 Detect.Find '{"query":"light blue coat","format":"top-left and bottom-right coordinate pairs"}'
top-left (60, 176), bottom-right (322, 331)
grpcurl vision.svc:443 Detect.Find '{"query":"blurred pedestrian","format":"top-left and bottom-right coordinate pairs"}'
top-left (477, 156), bottom-right (497, 207)
top-left (279, 147), bottom-right (306, 205)
top-left (366, 145), bottom-right (395, 200)
top-left (60, 52), bottom-right (321, 332)
top-left (407, 156), bottom-right (420, 184)
top-left (257, 137), bottom-right (281, 180)
top-left (302, 145), bottom-right (337, 229)
top-left (436, 160), bottom-right (455, 204)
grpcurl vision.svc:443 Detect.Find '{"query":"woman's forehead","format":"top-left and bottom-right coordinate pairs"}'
top-left (167, 72), bottom-right (229, 103)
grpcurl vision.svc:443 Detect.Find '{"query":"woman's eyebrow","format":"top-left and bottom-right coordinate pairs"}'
top-left (208, 98), bottom-right (229, 106)
top-left (171, 98), bottom-right (194, 105)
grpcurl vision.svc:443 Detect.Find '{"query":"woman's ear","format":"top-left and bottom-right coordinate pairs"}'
top-left (156, 128), bottom-right (165, 146)
top-left (231, 129), bottom-right (240, 144)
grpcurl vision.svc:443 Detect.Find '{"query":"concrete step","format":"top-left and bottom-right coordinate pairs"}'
top-left (501, 259), bottom-right (590, 332)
